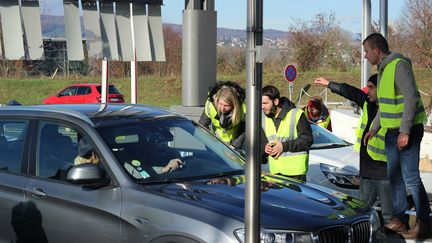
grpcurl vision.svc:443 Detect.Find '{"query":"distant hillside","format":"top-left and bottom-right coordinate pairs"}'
top-left (41, 15), bottom-right (66, 38)
top-left (41, 15), bottom-right (288, 40)
top-left (163, 23), bottom-right (287, 40)
top-left (40, 15), bottom-right (356, 41)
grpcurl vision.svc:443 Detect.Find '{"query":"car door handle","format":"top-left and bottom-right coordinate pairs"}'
top-left (25, 188), bottom-right (47, 198)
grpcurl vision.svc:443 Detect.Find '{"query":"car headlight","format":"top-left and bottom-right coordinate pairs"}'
top-left (370, 209), bottom-right (386, 242)
top-left (234, 228), bottom-right (314, 243)
top-left (370, 209), bottom-right (380, 232)
top-left (320, 163), bottom-right (360, 189)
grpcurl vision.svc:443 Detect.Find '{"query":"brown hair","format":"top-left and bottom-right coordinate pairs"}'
top-left (363, 33), bottom-right (389, 54)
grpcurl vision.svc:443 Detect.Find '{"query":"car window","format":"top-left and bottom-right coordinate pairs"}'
top-left (96, 85), bottom-right (121, 94)
top-left (59, 86), bottom-right (78, 96)
top-left (0, 120), bottom-right (28, 174)
top-left (36, 122), bottom-right (78, 180)
top-left (76, 86), bottom-right (91, 95)
top-left (97, 119), bottom-right (244, 182)
top-left (311, 124), bottom-right (348, 148)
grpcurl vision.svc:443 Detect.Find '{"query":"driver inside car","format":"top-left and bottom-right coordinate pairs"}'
top-left (74, 138), bottom-right (100, 165)
top-left (125, 140), bottom-right (185, 179)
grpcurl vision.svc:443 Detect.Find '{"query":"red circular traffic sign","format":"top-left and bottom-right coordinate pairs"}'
top-left (284, 65), bottom-right (297, 82)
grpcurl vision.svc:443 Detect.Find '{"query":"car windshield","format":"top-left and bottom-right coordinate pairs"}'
top-left (96, 119), bottom-right (245, 183)
top-left (96, 85), bottom-right (121, 94)
top-left (310, 124), bottom-right (349, 149)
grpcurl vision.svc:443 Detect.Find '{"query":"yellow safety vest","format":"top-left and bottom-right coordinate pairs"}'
top-left (353, 103), bottom-right (387, 162)
top-left (378, 58), bottom-right (427, 128)
top-left (262, 108), bottom-right (308, 176)
top-left (204, 100), bottom-right (246, 144)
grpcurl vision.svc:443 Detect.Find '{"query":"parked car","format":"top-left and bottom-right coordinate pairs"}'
top-left (306, 124), bottom-right (432, 203)
top-left (42, 83), bottom-right (124, 104)
top-left (307, 124), bottom-right (360, 198)
top-left (0, 104), bottom-right (385, 243)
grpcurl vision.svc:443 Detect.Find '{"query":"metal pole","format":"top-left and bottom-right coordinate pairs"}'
top-left (361, 0), bottom-right (371, 88)
top-left (245, 0), bottom-right (262, 242)
top-left (379, 0), bottom-right (388, 38)
top-left (130, 3), bottom-right (138, 104)
top-left (101, 58), bottom-right (109, 103)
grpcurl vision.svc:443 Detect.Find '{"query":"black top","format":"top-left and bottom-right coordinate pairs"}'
top-left (328, 81), bottom-right (387, 179)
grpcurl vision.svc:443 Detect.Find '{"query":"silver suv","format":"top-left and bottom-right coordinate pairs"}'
top-left (0, 104), bottom-right (384, 243)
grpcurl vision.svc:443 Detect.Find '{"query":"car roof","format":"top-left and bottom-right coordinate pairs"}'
top-left (68, 83), bottom-right (101, 87)
top-left (66, 83), bottom-right (117, 87)
top-left (0, 104), bottom-right (188, 126)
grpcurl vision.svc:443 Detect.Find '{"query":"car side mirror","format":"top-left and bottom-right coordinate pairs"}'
top-left (67, 163), bottom-right (108, 186)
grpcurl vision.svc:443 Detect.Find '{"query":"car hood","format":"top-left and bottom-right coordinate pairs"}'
top-left (145, 174), bottom-right (370, 231)
top-left (310, 145), bottom-right (359, 173)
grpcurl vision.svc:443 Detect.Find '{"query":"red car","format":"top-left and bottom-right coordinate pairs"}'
top-left (43, 83), bottom-right (125, 104)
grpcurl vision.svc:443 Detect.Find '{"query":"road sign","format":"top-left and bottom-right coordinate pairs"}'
top-left (284, 65), bottom-right (297, 82)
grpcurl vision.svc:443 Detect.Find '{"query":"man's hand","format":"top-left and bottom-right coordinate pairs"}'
top-left (161, 158), bottom-right (183, 173)
top-left (363, 130), bottom-right (377, 146)
top-left (314, 77), bottom-right (330, 87)
top-left (270, 141), bottom-right (283, 159)
top-left (397, 132), bottom-right (409, 150)
top-left (264, 142), bottom-right (275, 155)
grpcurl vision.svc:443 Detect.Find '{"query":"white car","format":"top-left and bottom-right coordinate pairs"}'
top-left (306, 124), bottom-right (432, 203)
top-left (307, 124), bottom-right (360, 198)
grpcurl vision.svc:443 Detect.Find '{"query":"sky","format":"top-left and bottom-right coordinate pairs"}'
top-left (40, 0), bottom-right (406, 32)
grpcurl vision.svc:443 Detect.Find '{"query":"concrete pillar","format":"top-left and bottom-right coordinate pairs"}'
top-left (182, 0), bottom-right (217, 106)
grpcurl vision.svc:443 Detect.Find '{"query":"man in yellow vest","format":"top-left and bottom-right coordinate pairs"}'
top-left (261, 85), bottom-right (313, 181)
top-left (314, 74), bottom-right (392, 226)
top-left (363, 33), bottom-right (431, 239)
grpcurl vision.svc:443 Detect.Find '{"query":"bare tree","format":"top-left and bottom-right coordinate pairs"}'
top-left (161, 25), bottom-right (182, 76)
top-left (217, 46), bottom-right (246, 74)
top-left (287, 12), bottom-right (350, 71)
top-left (394, 0), bottom-right (432, 67)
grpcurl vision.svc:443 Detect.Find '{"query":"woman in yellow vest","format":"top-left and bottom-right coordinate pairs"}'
top-left (199, 81), bottom-right (246, 150)
top-left (314, 74), bottom-right (392, 226)
top-left (302, 96), bottom-right (332, 131)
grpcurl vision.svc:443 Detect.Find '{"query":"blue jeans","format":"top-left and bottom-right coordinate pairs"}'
top-left (385, 127), bottom-right (430, 222)
top-left (359, 178), bottom-right (392, 224)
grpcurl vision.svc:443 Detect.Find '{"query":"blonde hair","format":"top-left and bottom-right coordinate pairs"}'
top-left (213, 87), bottom-right (242, 126)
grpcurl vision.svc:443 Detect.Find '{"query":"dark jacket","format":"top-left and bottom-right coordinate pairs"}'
top-left (261, 97), bottom-right (314, 160)
top-left (199, 81), bottom-right (246, 149)
top-left (328, 81), bottom-right (387, 179)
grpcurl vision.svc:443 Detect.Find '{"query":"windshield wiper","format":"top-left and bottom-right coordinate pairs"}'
top-left (136, 170), bottom-right (245, 184)
top-left (311, 143), bottom-right (348, 149)
top-left (193, 169), bottom-right (245, 180)
top-left (136, 178), bottom-right (184, 184)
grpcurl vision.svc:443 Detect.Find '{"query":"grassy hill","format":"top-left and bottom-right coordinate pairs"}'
top-left (1, 69), bottom-right (432, 108)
